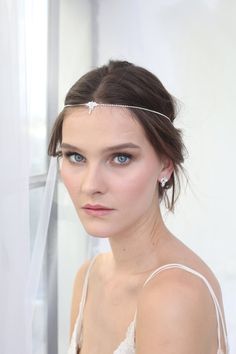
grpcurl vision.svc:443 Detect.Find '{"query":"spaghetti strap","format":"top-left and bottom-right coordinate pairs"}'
top-left (139, 263), bottom-right (229, 354)
top-left (67, 254), bottom-right (99, 354)
top-left (78, 255), bottom-right (99, 318)
top-left (68, 259), bottom-right (229, 354)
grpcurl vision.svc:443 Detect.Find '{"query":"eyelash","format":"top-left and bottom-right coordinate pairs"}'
top-left (62, 151), bottom-right (133, 166)
top-left (112, 153), bottom-right (132, 165)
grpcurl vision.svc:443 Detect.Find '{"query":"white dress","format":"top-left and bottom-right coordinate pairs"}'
top-left (68, 256), bottom-right (229, 354)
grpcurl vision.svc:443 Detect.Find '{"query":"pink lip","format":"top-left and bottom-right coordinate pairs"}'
top-left (82, 204), bottom-right (114, 216)
top-left (82, 204), bottom-right (113, 210)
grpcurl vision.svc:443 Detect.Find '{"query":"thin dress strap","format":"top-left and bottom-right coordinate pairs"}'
top-left (67, 255), bottom-right (98, 354)
top-left (133, 263), bottom-right (228, 354)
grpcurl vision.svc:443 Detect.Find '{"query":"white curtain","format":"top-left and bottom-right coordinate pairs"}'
top-left (0, 1), bottom-right (31, 353)
top-left (0, 1), bottom-right (57, 354)
top-left (0, 1), bottom-right (92, 353)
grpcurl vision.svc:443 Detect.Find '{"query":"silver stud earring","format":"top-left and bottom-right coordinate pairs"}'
top-left (160, 177), bottom-right (168, 188)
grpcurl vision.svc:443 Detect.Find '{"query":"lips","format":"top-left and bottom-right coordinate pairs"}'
top-left (82, 204), bottom-right (113, 210)
top-left (81, 204), bottom-right (114, 216)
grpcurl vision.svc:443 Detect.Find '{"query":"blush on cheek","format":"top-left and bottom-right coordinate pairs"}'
top-left (123, 167), bottom-right (157, 192)
top-left (60, 164), bottom-right (76, 192)
top-left (117, 171), bottom-right (157, 206)
top-left (59, 164), bottom-right (68, 185)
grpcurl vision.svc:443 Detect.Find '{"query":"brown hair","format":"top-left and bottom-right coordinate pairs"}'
top-left (48, 60), bottom-right (187, 211)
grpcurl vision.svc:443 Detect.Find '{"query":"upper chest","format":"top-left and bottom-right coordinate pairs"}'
top-left (79, 274), bottom-right (142, 354)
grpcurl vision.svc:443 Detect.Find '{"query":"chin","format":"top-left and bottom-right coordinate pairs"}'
top-left (80, 222), bottom-right (114, 239)
top-left (88, 232), bottom-right (109, 239)
top-left (76, 210), bottom-right (119, 238)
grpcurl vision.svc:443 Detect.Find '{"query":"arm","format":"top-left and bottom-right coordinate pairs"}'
top-left (135, 269), bottom-right (217, 354)
top-left (69, 259), bottom-right (91, 339)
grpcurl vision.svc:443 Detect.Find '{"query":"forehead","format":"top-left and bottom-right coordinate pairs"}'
top-left (62, 107), bottom-right (150, 148)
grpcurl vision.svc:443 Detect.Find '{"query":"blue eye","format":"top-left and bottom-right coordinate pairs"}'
top-left (64, 152), bottom-right (85, 164)
top-left (113, 153), bottom-right (132, 165)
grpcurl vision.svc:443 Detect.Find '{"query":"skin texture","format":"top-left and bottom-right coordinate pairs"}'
top-left (61, 106), bottom-right (227, 354)
top-left (61, 106), bottom-right (173, 243)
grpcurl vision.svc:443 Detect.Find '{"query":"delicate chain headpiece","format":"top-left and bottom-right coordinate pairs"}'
top-left (64, 101), bottom-right (172, 123)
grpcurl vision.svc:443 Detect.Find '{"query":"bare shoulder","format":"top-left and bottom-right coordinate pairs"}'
top-left (136, 267), bottom-right (219, 353)
top-left (69, 258), bottom-right (92, 338)
top-left (162, 234), bottom-right (223, 307)
top-left (69, 252), bottom-right (110, 338)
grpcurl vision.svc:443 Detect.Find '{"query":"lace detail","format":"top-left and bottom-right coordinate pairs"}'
top-left (67, 257), bottom-right (229, 354)
top-left (113, 320), bottom-right (136, 354)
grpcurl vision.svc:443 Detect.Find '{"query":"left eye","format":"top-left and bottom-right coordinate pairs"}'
top-left (112, 154), bottom-right (132, 165)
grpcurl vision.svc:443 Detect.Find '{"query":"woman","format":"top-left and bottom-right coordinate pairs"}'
top-left (48, 60), bottom-right (228, 354)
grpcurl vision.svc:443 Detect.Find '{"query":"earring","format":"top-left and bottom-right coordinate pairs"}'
top-left (160, 177), bottom-right (168, 188)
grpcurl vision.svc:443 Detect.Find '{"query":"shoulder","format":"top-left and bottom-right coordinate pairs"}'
top-left (71, 251), bottom-right (111, 296)
top-left (69, 258), bottom-right (91, 337)
top-left (69, 254), bottom-right (101, 337)
top-left (135, 266), bottom-right (218, 353)
top-left (69, 252), bottom-right (110, 337)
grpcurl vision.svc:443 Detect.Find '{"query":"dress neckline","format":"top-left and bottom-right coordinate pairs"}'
top-left (68, 256), bottom-right (229, 354)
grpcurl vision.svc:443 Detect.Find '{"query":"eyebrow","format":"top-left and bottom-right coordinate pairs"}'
top-left (60, 142), bottom-right (141, 153)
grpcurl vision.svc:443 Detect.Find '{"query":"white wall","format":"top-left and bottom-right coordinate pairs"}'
top-left (96, 0), bottom-right (236, 351)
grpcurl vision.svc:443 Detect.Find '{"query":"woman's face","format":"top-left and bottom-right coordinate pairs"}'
top-left (60, 107), bottom-right (172, 238)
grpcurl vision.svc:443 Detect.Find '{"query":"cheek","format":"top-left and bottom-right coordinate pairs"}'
top-left (60, 163), bottom-right (78, 197)
top-left (113, 166), bottom-right (158, 206)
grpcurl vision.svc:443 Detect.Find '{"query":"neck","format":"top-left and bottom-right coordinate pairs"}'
top-left (108, 206), bottom-right (171, 276)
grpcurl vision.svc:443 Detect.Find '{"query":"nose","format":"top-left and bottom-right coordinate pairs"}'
top-left (80, 163), bottom-right (107, 196)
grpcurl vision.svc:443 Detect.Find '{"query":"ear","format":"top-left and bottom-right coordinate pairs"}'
top-left (158, 157), bottom-right (174, 183)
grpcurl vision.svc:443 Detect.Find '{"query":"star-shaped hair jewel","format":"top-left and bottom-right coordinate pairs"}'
top-left (86, 101), bottom-right (98, 114)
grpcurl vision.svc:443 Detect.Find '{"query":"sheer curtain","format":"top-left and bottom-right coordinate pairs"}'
top-left (0, 1), bottom-right (31, 353)
top-left (0, 1), bottom-right (57, 354)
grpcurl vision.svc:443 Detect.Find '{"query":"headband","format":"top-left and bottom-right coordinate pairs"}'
top-left (64, 101), bottom-right (172, 123)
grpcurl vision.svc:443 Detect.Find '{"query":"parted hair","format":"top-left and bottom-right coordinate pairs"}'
top-left (48, 60), bottom-right (187, 211)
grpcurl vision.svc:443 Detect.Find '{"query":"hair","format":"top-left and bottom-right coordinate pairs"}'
top-left (48, 60), bottom-right (187, 212)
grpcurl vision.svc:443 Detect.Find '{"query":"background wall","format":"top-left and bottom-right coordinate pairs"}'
top-left (97, 0), bottom-right (236, 267)
top-left (57, 0), bottom-right (236, 352)
top-left (95, 0), bottom-right (236, 350)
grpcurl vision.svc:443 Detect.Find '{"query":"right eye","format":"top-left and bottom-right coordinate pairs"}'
top-left (63, 152), bottom-right (85, 164)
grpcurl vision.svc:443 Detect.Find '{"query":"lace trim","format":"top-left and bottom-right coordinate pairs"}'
top-left (113, 320), bottom-right (135, 354)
